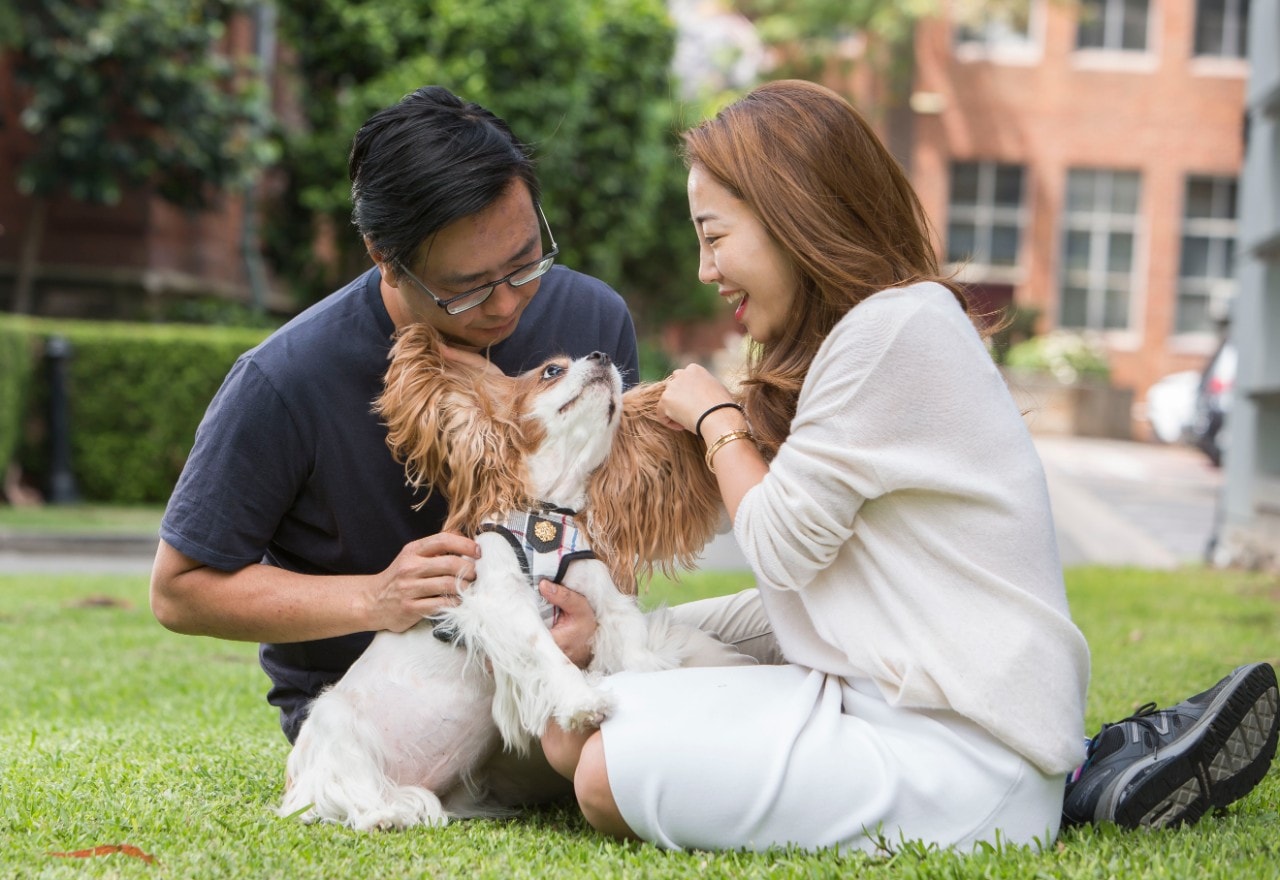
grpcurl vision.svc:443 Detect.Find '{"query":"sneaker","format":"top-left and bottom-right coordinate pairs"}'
top-left (1062, 662), bottom-right (1279, 829)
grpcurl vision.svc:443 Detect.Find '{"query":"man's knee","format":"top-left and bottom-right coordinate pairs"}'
top-left (671, 588), bottom-right (783, 666)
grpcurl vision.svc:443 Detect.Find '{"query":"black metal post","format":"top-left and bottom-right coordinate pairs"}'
top-left (45, 335), bottom-right (80, 504)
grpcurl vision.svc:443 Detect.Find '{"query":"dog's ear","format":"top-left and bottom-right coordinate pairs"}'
top-left (377, 324), bottom-right (529, 533)
top-left (587, 382), bottom-right (722, 594)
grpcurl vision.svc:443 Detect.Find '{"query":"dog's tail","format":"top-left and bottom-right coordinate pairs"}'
top-left (279, 694), bottom-right (447, 831)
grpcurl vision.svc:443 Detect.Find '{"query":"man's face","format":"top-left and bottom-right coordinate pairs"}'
top-left (382, 180), bottom-right (546, 350)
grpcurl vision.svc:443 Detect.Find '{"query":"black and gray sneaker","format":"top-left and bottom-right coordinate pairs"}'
top-left (1062, 662), bottom-right (1279, 830)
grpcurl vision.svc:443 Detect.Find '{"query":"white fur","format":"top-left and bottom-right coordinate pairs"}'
top-left (279, 352), bottom-right (715, 830)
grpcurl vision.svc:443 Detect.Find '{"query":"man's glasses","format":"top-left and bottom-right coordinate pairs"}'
top-left (396, 202), bottom-right (559, 315)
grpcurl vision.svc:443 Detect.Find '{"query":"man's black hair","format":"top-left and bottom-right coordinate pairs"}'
top-left (348, 85), bottom-right (541, 272)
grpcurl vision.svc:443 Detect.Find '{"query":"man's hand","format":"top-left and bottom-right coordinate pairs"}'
top-left (366, 533), bottom-right (480, 633)
top-left (540, 580), bottom-right (598, 668)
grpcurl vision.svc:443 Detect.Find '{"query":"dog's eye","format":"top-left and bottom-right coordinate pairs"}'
top-left (541, 364), bottom-right (565, 381)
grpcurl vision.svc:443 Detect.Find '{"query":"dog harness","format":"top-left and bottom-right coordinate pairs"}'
top-left (477, 506), bottom-right (597, 626)
top-left (432, 507), bottom-right (597, 644)
top-left (478, 507), bottom-right (596, 585)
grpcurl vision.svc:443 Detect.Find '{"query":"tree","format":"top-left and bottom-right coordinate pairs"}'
top-left (7, 0), bottom-right (272, 314)
top-left (266, 0), bottom-right (711, 333)
top-left (730, 0), bottom-right (939, 94)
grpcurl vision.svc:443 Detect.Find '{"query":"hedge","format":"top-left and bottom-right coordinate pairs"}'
top-left (0, 317), bottom-right (37, 480)
top-left (0, 315), bottom-right (271, 504)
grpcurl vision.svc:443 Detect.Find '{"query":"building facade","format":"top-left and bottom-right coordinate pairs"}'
top-left (909, 0), bottom-right (1249, 438)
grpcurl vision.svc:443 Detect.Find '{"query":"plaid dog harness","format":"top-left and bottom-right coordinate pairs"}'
top-left (434, 506), bottom-right (597, 645)
top-left (477, 507), bottom-right (596, 627)
top-left (478, 507), bottom-right (596, 585)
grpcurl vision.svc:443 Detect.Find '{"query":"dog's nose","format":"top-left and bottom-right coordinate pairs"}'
top-left (587, 351), bottom-right (611, 365)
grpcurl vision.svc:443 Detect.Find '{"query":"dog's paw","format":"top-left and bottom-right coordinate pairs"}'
top-left (555, 690), bottom-right (613, 732)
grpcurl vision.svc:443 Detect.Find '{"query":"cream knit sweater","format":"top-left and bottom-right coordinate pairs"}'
top-left (735, 282), bottom-right (1090, 775)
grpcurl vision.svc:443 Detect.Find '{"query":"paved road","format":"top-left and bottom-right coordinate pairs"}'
top-left (0, 435), bottom-right (1223, 576)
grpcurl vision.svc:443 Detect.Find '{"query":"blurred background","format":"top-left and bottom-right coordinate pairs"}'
top-left (0, 0), bottom-right (1276, 570)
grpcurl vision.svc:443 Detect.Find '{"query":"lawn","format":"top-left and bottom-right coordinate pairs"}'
top-left (0, 503), bottom-right (162, 535)
top-left (1, 565), bottom-right (1278, 879)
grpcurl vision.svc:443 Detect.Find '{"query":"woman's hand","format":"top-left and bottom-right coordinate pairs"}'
top-left (659, 364), bottom-right (740, 439)
top-left (540, 580), bottom-right (597, 668)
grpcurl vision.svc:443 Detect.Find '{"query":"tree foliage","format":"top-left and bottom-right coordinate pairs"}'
top-left (11, 0), bottom-right (269, 207)
top-left (267, 0), bottom-right (711, 331)
top-left (732, 0), bottom-right (938, 85)
top-left (7, 0), bottom-right (273, 313)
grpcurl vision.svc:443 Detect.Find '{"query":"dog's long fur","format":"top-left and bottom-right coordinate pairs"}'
top-left (278, 324), bottom-right (721, 830)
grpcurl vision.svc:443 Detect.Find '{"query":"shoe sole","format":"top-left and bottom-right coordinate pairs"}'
top-left (1106, 662), bottom-right (1279, 829)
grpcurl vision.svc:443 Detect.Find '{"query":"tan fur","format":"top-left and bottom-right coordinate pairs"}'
top-left (587, 383), bottom-right (721, 594)
top-left (377, 324), bottom-right (546, 535)
top-left (376, 325), bottom-right (722, 595)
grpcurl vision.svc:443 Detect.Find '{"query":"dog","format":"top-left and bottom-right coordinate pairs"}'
top-left (278, 324), bottom-right (722, 830)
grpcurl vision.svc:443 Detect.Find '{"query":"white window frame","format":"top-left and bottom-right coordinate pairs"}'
top-left (1176, 175), bottom-right (1239, 336)
top-left (1059, 168), bottom-right (1144, 333)
top-left (953, 0), bottom-right (1044, 65)
top-left (1193, 0), bottom-right (1249, 58)
top-left (946, 161), bottom-right (1028, 285)
top-left (1073, 0), bottom-right (1158, 72)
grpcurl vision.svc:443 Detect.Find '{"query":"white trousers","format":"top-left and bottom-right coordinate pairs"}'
top-left (477, 588), bottom-right (779, 804)
top-left (601, 665), bottom-right (1064, 854)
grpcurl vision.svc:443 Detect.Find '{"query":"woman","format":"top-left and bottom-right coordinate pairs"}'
top-left (543, 79), bottom-right (1090, 852)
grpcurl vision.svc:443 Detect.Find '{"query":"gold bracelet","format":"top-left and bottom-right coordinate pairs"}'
top-left (704, 429), bottom-right (753, 473)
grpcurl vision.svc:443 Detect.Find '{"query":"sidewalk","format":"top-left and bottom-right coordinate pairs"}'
top-left (695, 434), bottom-right (1223, 573)
top-left (1034, 434), bottom-right (1221, 569)
top-left (0, 434), bottom-right (1223, 576)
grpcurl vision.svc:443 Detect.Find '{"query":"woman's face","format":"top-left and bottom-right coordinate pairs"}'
top-left (688, 164), bottom-right (799, 345)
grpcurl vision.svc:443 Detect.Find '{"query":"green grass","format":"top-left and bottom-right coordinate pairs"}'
top-left (2, 566), bottom-right (1278, 878)
top-left (0, 503), bottom-right (162, 534)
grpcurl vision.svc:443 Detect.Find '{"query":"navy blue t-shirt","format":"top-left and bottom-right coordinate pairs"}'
top-left (160, 265), bottom-right (638, 741)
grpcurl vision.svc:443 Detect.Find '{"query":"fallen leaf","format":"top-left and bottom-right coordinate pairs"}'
top-left (67, 595), bottom-right (133, 610)
top-left (47, 843), bottom-right (156, 864)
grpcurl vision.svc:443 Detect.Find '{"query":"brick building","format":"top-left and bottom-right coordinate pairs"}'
top-left (906, 0), bottom-right (1249, 438)
top-left (0, 12), bottom-right (278, 318)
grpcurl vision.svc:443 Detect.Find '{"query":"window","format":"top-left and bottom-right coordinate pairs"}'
top-left (946, 162), bottom-right (1026, 271)
top-left (1060, 169), bottom-right (1142, 330)
top-left (1076, 0), bottom-right (1150, 51)
top-left (1177, 176), bottom-right (1238, 333)
top-left (955, 1), bottom-right (1036, 53)
top-left (1194, 0), bottom-right (1249, 58)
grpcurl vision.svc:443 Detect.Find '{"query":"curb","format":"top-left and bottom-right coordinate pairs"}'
top-left (0, 531), bottom-right (158, 557)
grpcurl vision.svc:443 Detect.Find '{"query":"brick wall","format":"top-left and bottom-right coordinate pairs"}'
top-left (911, 0), bottom-right (1246, 436)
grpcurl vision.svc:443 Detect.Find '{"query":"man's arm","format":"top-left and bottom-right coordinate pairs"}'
top-left (148, 535), bottom-right (480, 643)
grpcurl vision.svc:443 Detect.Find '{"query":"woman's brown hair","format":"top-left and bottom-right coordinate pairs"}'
top-left (682, 79), bottom-right (966, 457)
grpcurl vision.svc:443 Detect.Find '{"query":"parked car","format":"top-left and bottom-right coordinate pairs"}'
top-left (1190, 338), bottom-right (1237, 467)
top-left (1145, 369), bottom-right (1201, 444)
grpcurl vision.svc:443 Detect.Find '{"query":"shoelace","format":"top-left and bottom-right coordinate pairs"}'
top-left (1071, 702), bottom-right (1163, 783)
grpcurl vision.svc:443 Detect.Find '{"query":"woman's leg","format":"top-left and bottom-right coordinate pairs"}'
top-left (542, 722), bottom-right (637, 839)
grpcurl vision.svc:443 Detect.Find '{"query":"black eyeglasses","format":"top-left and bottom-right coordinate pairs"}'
top-left (396, 202), bottom-right (559, 315)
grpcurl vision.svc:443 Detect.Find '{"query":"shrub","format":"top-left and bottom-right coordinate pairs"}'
top-left (1005, 330), bottom-right (1111, 385)
top-left (10, 318), bottom-right (269, 504)
top-left (0, 316), bottom-right (38, 478)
